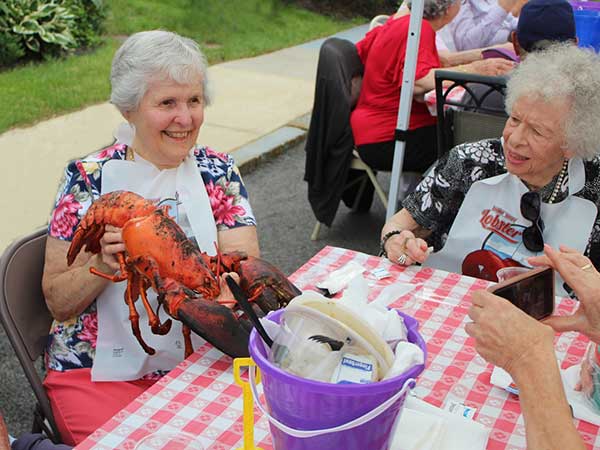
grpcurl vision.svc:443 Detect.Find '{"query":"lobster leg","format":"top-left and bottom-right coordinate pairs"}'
top-left (138, 276), bottom-right (172, 336)
top-left (89, 252), bottom-right (128, 281)
top-left (125, 272), bottom-right (156, 355)
top-left (182, 325), bottom-right (193, 358)
top-left (129, 256), bottom-right (173, 336)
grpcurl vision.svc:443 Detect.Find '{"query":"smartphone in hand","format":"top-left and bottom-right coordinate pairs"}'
top-left (488, 267), bottom-right (554, 320)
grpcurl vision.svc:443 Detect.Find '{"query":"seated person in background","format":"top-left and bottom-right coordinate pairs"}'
top-left (379, 45), bottom-right (600, 295)
top-left (0, 413), bottom-right (70, 450)
top-left (351, 0), bottom-right (514, 173)
top-left (466, 244), bottom-right (597, 450)
top-left (392, 4), bottom-right (516, 67)
top-left (465, 0), bottom-right (578, 111)
top-left (41, 30), bottom-right (259, 445)
top-left (438, 0), bottom-right (527, 52)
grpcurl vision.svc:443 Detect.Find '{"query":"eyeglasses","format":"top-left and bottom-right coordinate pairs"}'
top-left (520, 191), bottom-right (544, 252)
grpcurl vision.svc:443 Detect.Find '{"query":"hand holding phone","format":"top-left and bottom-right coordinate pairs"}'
top-left (487, 267), bottom-right (554, 320)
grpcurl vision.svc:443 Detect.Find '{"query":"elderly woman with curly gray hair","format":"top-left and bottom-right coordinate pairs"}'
top-left (41, 30), bottom-right (259, 445)
top-left (381, 44), bottom-right (600, 296)
top-left (351, 0), bottom-right (514, 173)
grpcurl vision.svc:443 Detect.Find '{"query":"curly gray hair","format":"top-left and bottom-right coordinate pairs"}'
top-left (406, 0), bottom-right (458, 20)
top-left (110, 30), bottom-right (211, 114)
top-left (505, 44), bottom-right (600, 160)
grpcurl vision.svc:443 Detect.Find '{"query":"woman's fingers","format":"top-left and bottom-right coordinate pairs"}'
top-left (543, 314), bottom-right (582, 334)
top-left (558, 245), bottom-right (581, 255)
top-left (405, 237), bottom-right (429, 263)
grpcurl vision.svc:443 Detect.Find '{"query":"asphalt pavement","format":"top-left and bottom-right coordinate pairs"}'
top-left (0, 138), bottom-right (391, 437)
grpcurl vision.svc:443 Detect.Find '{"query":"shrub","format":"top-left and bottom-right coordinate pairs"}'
top-left (0, 0), bottom-right (105, 67)
top-left (0, 30), bottom-right (25, 66)
top-left (281, 0), bottom-right (400, 19)
top-left (63, 0), bottom-right (105, 49)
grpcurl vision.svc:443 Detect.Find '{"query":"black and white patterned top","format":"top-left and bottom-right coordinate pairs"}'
top-left (402, 138), bottom-right (600, 265)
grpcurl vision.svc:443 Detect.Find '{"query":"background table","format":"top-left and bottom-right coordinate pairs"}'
top-left (76, 246), bottom-right (597, 450)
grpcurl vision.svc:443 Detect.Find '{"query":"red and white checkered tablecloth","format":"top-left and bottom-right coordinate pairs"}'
top-left (76, 246), bottom-right (598, 450)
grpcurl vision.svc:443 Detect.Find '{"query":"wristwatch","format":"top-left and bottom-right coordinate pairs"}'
top-left (379, 230), bottom-right (403, 258)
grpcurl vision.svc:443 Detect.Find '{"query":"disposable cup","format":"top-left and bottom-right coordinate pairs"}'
top-left (134, 431), bottom-right (204, 450)
top-left (496, 267), bottom-right (530, 283)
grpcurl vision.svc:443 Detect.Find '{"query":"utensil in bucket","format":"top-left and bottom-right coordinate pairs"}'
top-left (248, 309), bottom-right (426, 450)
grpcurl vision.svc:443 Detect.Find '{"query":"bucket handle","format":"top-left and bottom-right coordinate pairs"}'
top-left (248, 366), bottom-right (416, 439)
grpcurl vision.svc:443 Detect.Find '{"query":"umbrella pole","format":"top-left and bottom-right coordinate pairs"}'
top-left (386, 0), bottom-right (425, 220)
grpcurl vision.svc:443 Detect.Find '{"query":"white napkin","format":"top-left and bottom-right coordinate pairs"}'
top-left (316, 262), bottom-right (365, 294)
top-left (562, 364), bottom-right (600, 426)
top-left (384, 342), bottom-right (425, 381)
top-left (490, 366), bottom-right (520, 395)
top-left (390, 396), bottom-right (490, 450)
top-left (340, 276), bottom-right (408, 343)
top-left (491, 364), bottom-right (600, 426)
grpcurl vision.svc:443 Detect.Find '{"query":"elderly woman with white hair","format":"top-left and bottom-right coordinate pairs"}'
top-left (381, 44), bottom-right (600, 294)
top-left (41, 30), bottom-right (259, 445)
top-left (351, 0), bottom-right (514, 173)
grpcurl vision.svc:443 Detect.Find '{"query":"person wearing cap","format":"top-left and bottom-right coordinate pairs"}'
top-left (514, 0), bottom-right (577, 55)
top-left (463, 0), bottom-right (578, 110)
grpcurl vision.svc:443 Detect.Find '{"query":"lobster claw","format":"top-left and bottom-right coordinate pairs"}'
top-left (176, 297), bottom-right (251, 357)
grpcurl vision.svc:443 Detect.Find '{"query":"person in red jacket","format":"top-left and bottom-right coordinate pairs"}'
top-left (351, 0), bottom-right (513, 173)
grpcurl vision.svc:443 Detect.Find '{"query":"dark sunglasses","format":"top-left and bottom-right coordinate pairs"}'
top-left (520, 191), bottom-right (545, 252)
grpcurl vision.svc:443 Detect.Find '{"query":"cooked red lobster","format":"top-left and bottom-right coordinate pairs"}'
top-left (67, 190), bottom-right (299, 357)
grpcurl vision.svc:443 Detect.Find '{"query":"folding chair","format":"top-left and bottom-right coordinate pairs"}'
top-left (311, 150), bottom-right (390, 240)
top-left (0, 229), bottom-right (61, 443)
top-left (307, 34), bottom-right (423, 241)
top-left (434, 70), bottom-right (508, 158)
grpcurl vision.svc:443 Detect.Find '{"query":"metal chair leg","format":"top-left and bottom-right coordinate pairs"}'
top-left (311, 222), bottom-right (322, 241)
top-left (364, 166), bottom-right (388, 208)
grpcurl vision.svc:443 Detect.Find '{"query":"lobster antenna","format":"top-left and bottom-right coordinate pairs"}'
top-left (213, 242), bottom-right (222, 279)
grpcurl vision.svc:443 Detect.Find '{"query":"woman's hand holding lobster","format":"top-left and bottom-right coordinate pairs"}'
top-left (98, 224), bottom-right (125, 272)
top-left (385, 230), bottom-right (430, 266)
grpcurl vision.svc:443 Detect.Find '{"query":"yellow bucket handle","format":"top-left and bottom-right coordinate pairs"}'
top-left (233, 357), bottom-right (264, 450)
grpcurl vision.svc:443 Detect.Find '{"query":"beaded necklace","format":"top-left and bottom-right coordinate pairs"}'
top-left (548, 159), bottom-right (568, 204)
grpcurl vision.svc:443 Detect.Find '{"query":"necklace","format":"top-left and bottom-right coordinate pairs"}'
top-left (548, 159), bottom-right (568, 204)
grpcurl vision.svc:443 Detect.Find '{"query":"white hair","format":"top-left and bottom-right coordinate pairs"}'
top-left (505, 44), bottom-right (600, 160)
top-left (406, 0), bottom-right (458, 20)
top-left (110, 30), bottom-right (211, 113)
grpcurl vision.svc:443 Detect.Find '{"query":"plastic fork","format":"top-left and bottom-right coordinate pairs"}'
top-left (308, 335), bottom-right (345, 351)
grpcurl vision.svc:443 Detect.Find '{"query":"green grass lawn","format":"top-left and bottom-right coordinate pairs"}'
top-left (0, 0), bottom-right (361, 134)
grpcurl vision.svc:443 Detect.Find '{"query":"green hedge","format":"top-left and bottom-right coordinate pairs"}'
top-left (0, 0), bottom-right (106, 67)
top-left (282, 0), bottom-right (399, 18)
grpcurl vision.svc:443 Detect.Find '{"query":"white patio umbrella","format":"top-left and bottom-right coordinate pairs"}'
top-left (386, 0), bottom-right (426, 219)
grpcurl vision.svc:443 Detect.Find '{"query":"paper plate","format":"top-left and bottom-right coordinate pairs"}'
top-left (287, 292), bottom-right (395, 375)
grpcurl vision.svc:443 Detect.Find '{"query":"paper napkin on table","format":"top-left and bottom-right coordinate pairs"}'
top-left (389, 396), bottom-right (490, 450)
top-left (491, 364), bottom-right (600, 426)
top-left (562, 364), bottom-right (600, 426)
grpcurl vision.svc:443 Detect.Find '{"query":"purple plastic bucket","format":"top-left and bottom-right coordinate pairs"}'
top-left (249, 309), bottom-right (427, 450)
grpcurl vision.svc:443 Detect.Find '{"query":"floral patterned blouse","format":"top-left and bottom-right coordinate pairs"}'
top-left (402, 138), bottom-right (600, 261)
top-left (46, 143), bottom-right (256, 372)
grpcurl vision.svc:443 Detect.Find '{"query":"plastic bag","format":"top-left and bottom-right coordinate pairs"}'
top-left (581, 342), bottom-right (600, 411)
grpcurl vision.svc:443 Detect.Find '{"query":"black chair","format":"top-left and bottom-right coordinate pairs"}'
top-left (0, 229), bottom-right (61, 442)
top-left (435, 70), bottom-right (509, 158)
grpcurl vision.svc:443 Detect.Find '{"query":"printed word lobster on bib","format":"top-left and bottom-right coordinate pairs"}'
top-left (426, 157), bottom-right (596, 296)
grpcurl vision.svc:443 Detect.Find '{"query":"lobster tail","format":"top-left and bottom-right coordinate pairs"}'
top-left (67, 224), bottom-right (104, 266)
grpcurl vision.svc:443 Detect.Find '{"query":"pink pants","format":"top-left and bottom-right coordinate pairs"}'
top-left (44, 368), bottom-right (156, 446)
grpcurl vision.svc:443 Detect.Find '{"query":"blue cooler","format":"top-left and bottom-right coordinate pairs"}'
top-left (571, 2), bottom-right (600, 52)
